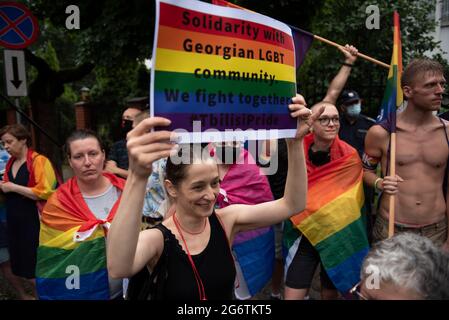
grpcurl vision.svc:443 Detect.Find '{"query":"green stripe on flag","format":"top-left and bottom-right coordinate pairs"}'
top-left (283, 219), bottom-right (301, 250)
top-left (36, 237), bottom-right (106, 279)
top-left (315, 217), bottom-right (369, 269)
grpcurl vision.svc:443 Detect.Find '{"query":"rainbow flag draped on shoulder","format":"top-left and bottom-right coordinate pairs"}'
top-left (285, 134), bottom-right (369, 294)
top-left (376, 11), bottom-right (403, 132)
top-left (216, 149), bottom-right (274, 298)
top-left (36, 173), bottom-right (125, 300)
top-left (3, 149), bottom-right (59, 212)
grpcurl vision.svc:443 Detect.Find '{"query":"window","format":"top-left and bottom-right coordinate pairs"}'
top-left (442, 0), bottom-right (449, 26)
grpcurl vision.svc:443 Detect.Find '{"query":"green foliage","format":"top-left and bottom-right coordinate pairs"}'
top-left (15, 0), bottom-right (447, 132)
top-left (29, 0), bottom-right (154, 67)
top-left (299, 0), bottom-right (445, 117)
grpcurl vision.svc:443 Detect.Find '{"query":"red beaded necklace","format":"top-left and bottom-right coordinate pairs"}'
top-left (173, 213), bottom-right (207, 235)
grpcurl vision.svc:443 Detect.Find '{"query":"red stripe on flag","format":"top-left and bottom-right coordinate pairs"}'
top-left (159, 2), bottom-right (294, 51)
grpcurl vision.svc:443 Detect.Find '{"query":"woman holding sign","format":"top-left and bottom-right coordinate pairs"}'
top-left (107, 94), bottom-right (319, 300)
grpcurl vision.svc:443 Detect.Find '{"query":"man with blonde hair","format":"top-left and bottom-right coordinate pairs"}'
top-left (363, 59), bottom-right (448, 250)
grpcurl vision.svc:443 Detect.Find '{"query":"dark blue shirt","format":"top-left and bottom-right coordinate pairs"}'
top-left (338, 114), bottom-right (375, 159)
top-left (108, 139), bottom-right (129, 170)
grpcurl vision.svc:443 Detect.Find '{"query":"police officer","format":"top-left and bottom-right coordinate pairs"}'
top-left (337, 90), bottom-right (375, 159)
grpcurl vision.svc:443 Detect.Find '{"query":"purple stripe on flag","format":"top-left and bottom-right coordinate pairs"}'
top-left (233, 226), bottom-right (271, 246)
top-left (154, 112), bottom-right (297, 131)
top-left (290, 26), bottom-right (314, 67)
top-left (153, 91), bottom-right (292, 114)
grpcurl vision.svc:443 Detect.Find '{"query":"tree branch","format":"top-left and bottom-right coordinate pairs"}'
top-left (24, 48), bottom-right (51, 74)
top-left (57, 63), bottom-right (95, 83)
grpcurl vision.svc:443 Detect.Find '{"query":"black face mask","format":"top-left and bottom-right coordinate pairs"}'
top-left (308, 145), bottom-right (330, 166)
top-left (121, 119), bottom-right (134, 136)
top-left (215, 146), bottom-right (242, 164)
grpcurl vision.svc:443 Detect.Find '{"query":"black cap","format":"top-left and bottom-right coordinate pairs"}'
top-left (126, 96), bottom-right (149, 110)
top-left (338, 90), bottom-right (360, 106)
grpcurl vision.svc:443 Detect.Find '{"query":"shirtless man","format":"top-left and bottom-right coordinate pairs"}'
top-left (363, 59), bottom-right (448, 250)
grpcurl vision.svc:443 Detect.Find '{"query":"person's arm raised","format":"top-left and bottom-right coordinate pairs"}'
top-left (107, 117), bottom-right (178, 278)
top-left (218, 95), bottom-right (324, 236)
top-left (323, 44), bottom-right (358, 105)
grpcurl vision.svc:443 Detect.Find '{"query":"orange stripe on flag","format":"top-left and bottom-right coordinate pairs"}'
top-left (41, 196), bottom-right (86, 232)
top-left (157, 25), bottom-right (295, 67)
top-left (291, 153), bottom-right (363, 226)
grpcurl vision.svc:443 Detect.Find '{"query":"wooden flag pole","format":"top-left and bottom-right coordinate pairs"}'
top-left (213, 0), bottom-right (390, 69)
top-left (313, 35), bottom-right (390, 69)
top-left (388, 132), bottom-right (397, 238)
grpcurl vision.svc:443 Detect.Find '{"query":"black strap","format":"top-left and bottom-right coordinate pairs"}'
top-left (438, 117), bottom-right (449, 200)
top-left (438, 117), bottom-right (449, 147)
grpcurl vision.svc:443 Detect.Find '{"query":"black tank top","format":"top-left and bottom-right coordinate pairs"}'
top-left (154, 212), bottom-right (236, 300)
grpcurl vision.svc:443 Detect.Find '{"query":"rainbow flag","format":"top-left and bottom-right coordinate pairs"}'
top-left (216, 149), bottom-right (274, 298)
top-left (151, 0), bottom-right (297, 140)
top-left (3, 149), bottom-right (57, 197)
top-left (285, 134), bottom-right (369, 294)
top-left (3, 149), bottom-right (59, 213)
top-left (376, 11), bottom-right (403, 132)
top-left (36, 173), bottom-right (125, 300)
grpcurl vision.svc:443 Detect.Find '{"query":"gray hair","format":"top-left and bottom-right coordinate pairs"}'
top-left (361, 233), bottom-right (449, 299)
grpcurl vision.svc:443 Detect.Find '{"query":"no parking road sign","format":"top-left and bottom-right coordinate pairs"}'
top-left (0, 2), bottom-right (39, 49)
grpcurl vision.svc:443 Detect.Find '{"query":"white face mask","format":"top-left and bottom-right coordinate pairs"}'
top-left (346, 103), bottom-right (361, 117)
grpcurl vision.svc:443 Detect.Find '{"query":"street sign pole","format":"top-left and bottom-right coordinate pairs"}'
top-left (15, 98), bottom-right (21, 124)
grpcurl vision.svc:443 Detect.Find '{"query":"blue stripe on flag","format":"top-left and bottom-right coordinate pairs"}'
top-left (233, 227), bottom-right (275, 296)
top-left (325, 247), bottom-right (369, 293)
top-left (37, 268), bottom-right (110, 300)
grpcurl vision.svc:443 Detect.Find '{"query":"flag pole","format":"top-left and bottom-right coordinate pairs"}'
top-left (387, 11), bottom-right (402, 238)
top-left (388, 133), bottom-right (396, 238)
top-left (313, 35), bottom-right (390, 69)
top-left (212, 1), bottom-right (391, 69)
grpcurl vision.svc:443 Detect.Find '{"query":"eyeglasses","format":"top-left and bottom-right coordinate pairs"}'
top-left (317, 116), bottom-right (340, 126)
top-left (349, 281), bottom-right (368, 300)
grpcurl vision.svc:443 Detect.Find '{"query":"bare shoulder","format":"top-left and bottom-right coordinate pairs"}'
top-left (419, 116), bottom-right (449, 136)
top-left (366, 124), bottom-right (389, 145)
top-left (437, 117), bottom-right (449, 129)
top-left (364, 124), bottom-right (389, 157)
top-left (437, 117), bottom-right (449, 144)
top-left (366, 124), bottom-right (389, 138)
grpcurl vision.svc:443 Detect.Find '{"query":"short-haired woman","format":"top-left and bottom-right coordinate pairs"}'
top-left (0, 124), bottom-right (59, 298)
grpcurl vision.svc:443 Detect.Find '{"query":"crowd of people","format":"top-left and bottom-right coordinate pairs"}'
top-left (0, 44), bottom-right (448, 300)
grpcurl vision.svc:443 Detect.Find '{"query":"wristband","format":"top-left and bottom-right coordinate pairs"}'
top-left (374, 177), bottom-right (383, 191)
top-left (342, 62), bottom-right (353, 67)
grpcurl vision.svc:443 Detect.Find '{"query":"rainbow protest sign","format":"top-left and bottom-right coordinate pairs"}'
top-left (151, 0), bottom-right (297, 143)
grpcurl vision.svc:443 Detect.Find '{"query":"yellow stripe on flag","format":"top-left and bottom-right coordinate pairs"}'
top-left (155, 48), bottom-right (296, 83)
top-left (300, 182), bottom-right (364, 246)
top-left (40, 223), bottom-right (105, 250)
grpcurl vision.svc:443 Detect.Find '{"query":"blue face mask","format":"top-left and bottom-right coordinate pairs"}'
top-left (346, 103), bottom-right (361, 118)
